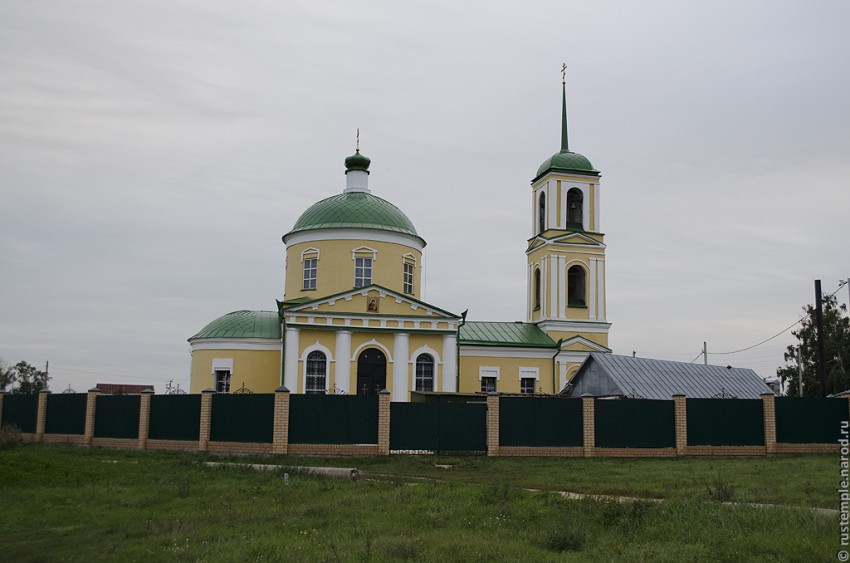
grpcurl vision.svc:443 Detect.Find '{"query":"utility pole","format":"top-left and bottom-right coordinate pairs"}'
top-left (703, 341), bottom-right (708, 366)
top-left (815, 280), bottom-right (827, 397)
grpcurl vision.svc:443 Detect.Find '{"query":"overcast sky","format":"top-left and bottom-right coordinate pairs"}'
top-left (1, 1), bottom-right (848, 393)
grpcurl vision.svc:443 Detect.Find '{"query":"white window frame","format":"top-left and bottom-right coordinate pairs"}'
top-left (519, 367), bottom-right (539, 395)
top-left (479, 366), bottom-right (500, 393)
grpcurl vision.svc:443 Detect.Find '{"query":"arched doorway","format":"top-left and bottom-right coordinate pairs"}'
top-left (356, 348), bottom-right (387, 395)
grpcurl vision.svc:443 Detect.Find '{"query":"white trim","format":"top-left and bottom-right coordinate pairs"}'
top-left (283, 285), bottom-right (459, 319)
top-left (559, 335), bottom-right (612, 353)
top-left (441, 334), bottom-right (457, 393)
top-left (461, 346), bottom-right (555, 359)
top-left (351, 246), bottom-right (377, 261)
top-left (284, 229), bottom-right (425, 251)
top-left (302, 343), bottom-right (332, 393)
top-left (351, 338), bottom-right (393, 363)
top-left (284, 327), bottom-right (300, 392)
top-left (588, 257), bottom-right (597, 320)
top-left (581, 185), bottom-right (590, 233)
top-left (518, 367), bottom-right (540, 380)
top-left (211, 358), bottom-right (234, 375)
top-left (300, 247), bottom-right (320, 262)
top-left (410, 345), bottom-right (441, 365)
top-left (558, 255), bottom-right (567, 320)
top-left (592, 183), bottom-right (601, 231)
top-left (190, 338), bottom-right (282, 352)
top-left (599, 259), bottom-right (606, 321)
top-left (401, 253), bottom-right (417, 265)
top-left (478, 366), bottom-right (501, 380)
top-left (536, 319), bottom-right (612, 334)
top-left (335, 330), bottom-right (352, 393)
top-left (541, 256), bottom-right (548, 318)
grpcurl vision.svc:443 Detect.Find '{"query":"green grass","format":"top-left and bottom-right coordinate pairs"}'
top-left (0, 445), bottom-right (839, 561)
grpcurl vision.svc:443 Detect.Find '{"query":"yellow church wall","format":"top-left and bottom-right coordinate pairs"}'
top-left (459, 355), bottom-right (554, 394)
top-left (189, 349), bottom-right (281, 394)
top-left (292, 329), bottom-right (338, 393)
top-left (285, 239), bottom-right (422, 301)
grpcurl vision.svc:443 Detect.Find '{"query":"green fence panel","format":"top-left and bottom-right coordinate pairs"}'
top-left (390, 402), bottom-right (487, 452)
top-left (775, 397), bottom-right (849, 443)
top-left (1, 394), bottom-right (39, 433)
top-left (210, 394), bottom-right (274, 443)
top-left (149, 395), bottom-right (201, 441)
top-left (686, 398), bottom-right (764, 446)
top-left (289, 394), bottom-right (378, 444)
top-left (94, 395), bottom-right (140, 439)
top-left (45, 393), bottom-right (87, 435)
top-left (499, 396), bottom-right (583, 447)
top-left (595, 399), bottom-right (675, 448)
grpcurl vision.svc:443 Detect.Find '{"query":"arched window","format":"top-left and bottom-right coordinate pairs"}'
top-left (567, 188), bottom-right (583, 228)
top-left (534, 268), bottom-right (541, 311)
top-left (415, 354), bottom-right (435, 392)
top-left (538, 192), bottom-right (546, 234)
top-left (305, 351), bottom-right (327, 394)
top-left (567, 265), bottom-right (586, 307)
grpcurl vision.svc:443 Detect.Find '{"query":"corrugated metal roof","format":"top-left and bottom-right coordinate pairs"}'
top-left (460, 322), bottom-right (556, 348)
top-left (189, 310), bottom-right (281, 340)
top-left (573, 353), bottom-right (772, 399)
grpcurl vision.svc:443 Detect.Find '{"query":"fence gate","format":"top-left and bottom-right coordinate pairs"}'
top-left (390, 402), bottom-right (487, 453)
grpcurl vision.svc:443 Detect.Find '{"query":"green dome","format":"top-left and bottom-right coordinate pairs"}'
top-left (535, 150), bottom-right (599, 180)
top-left (284, 192), bottom-right (424, 245)
top-left (344, 150), bottom-right (371, 171)
top-left (189, 310), bottom-right (281, 340)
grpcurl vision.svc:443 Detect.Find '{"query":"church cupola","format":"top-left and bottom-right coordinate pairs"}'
top-left (344, 130), bottom-right (371, 193)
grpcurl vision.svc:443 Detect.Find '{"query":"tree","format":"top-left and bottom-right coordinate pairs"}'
top-left (0, 360), bottom-right (14, 392)
top-left (5, 361), bottom-right (50, 394)
top-left (777, 294), bottom-right (850, 396)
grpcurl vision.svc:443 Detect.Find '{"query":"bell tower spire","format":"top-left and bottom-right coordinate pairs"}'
top-left (561, 63), bottom-right (569, 153)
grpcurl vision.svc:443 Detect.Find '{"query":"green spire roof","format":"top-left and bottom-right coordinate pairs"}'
top-left (533, 76), bottom-right (599, 181)
top-left (189, 310), bottom-right (281, 340)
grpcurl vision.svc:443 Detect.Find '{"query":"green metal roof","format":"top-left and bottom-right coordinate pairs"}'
top-left (189, 310), bottom-right (281, 340)
top-left (460, 321), bottom-right (557, 348)
top-left (534, 150), bottom-right (599, 180)
top-left (284, 192), bottom-right (424, 245)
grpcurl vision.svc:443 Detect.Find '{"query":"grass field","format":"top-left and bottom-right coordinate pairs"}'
top-left (0, 444), bottom-right (839, 561)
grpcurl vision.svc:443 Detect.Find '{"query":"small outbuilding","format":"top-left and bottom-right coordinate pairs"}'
top-left (564, 353), bottom-right (773, 399)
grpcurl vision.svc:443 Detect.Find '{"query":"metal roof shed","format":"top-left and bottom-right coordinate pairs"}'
top-left (567, 353), bottom-right (773, 399)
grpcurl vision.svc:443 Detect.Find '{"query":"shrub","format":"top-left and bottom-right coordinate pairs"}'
top-left (0, 425), bottom-right (22, 450)
top-left (706, 473), bottom-right (735, 503)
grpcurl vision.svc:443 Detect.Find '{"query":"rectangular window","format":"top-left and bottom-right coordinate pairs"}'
top-left (403, 262), bottom-right (414, 294)
top-left (520, 377), bottom-right (536, 395)
top-left (303, 258), bottom-right (317, 290)
top-left (355, 257), bottom-right (372, 288)
top-left (215, 370), bottom-right (231, 394)
top-left (481, 376), bottom-right (497, 393)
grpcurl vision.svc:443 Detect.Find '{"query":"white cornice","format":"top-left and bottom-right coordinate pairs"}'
top-left (189, 338), bottom-right (282, 351)
top-left (537, 320), bottom-right (612, 334)
top-left (284, 228), bottom-right (425, 251)
top-left (459, 346), bottom-right (554, 359)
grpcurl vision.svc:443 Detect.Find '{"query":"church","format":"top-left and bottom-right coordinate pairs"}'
top-left (188, 78), bottom-right (612, 400)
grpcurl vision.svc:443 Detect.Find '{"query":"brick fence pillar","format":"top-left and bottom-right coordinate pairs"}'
top-left (36, 390), bottom-right (50, 442)
top-left (199, 388), bottom-right (215, 452)
top-left (273, 386), bottom-right (290, 455)
top-left (377, 389), bottom-right (391, 455)
top-left (486, 393), bottom-right (500, 457)
top-left (138, 389), bottom-right (153, 450)
top-left (582, 394), bottom-right (595, 457)
top-left (84, 387), bottom-right (101, 446)
top-left (673, 395), bottom-right (687, 455)
top-left (761, 392), bottom-right (777, 454)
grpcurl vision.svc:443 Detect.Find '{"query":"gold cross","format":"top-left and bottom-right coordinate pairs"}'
top-left (561, 63), bottom-right (566, 84)
top-left (356, 128), bottom-right (360, 151)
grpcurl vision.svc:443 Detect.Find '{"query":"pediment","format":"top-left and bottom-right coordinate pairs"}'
top-left (560, 336), bottom-right (612, 353)
top-left (283, 285), bottom-right (460, 319)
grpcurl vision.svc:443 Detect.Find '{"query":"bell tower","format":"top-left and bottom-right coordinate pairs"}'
top-left (526, 67), bottom-right (611, 372)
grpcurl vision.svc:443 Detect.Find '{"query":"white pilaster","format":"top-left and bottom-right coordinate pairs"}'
top-left (335, 331), bottom-right (352, 393)
top-left (548, 181), bottom-right (557, 228)
top-left (582, 184), bottom-right (590, 232)
top-left (526, 263), bottom-right (533, 321)
top-left (589, 258), bottom-right (597, 320)
top-left (550, 255), bottom-right (558, 321)
top-left (284, 327), bottom-right (300, 392)
top-left (392, 332), bottom-right (410, 402)
top-left (442, 334), bottom-right (457, 392)
top-left (599, 260), bottom-right (606, 321)
top-left (558, 255), bottom-right (567, 319)
top-left (592, 183), bottom-right (600, 232)
top-left (541, 256), bottom-right (548, 320)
